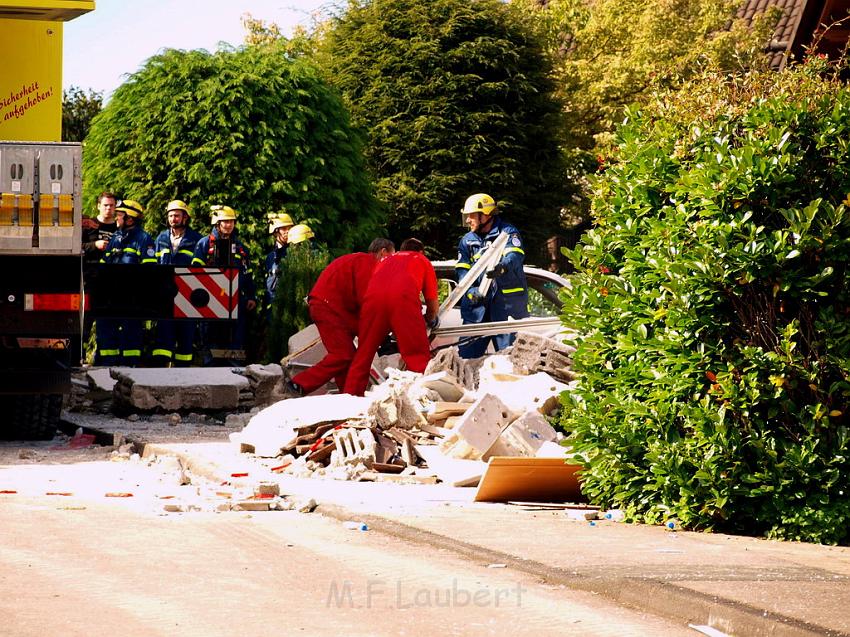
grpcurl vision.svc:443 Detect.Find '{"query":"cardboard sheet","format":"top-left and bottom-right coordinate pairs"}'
top-left (474, 457), bottom-right (585, 503)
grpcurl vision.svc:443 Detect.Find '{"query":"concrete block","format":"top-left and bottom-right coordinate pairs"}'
top-left (484, 410), bottom-right (557, 459)
top-left (439, 393), bottom-right (513, 460)
top-left (509, 331), bottom-right (576, 382)
top-left (478, 372), bottom-right (570, 416)
top-left (330, 428), bottom-right (376, 468)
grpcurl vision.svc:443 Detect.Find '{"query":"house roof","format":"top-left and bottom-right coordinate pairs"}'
top-left (736, 0), bottom-right (808, 69)
top-left (737, 0), bottom-right (850, 69)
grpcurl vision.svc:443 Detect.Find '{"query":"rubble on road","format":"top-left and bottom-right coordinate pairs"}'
top-left (233, 330), bottom-right (578, 491)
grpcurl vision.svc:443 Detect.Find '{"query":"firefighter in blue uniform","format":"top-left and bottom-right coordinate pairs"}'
top-left (152, 200), bottom-right (203, 367)
top-left (455, 193), bottom-right (528, 359)
top-left (192, 205), bottom-right (257, 364)
top-left (96, 199), bottom-right (156, 366)
top-left (264, 211), bottom-right (294, 302)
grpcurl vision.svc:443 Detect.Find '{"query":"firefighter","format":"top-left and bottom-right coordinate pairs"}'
top-left (456, 193), bottom-right (528, 359)
top-left (95, 199), bottom-right (156, 366)
top-left (151, 200), bottom-right (203, 367)
top-left (286, 223), bottom-right (314, 248)
top-left (264, 212), bottom-right (295, 301)
top-left (287, 238), bottom-right (395, 397)
top-left (343, 239), bottom-right (439, 396)
top-left (192, 205), bottom-right (257, 364)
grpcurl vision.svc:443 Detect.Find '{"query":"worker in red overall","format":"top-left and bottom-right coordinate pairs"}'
top-left (287, 238), bottom-right (396, 396)
top-left (343, 238), bottom-right (439, 396)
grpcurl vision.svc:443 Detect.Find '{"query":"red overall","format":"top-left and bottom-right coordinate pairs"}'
top-left (291, 252), bottom-right (378, 393)
top-left (343, 251), bottom-right (438, 396)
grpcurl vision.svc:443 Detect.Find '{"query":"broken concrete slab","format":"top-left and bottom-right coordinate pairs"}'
top-left (477, 372), bottom-right (570, 416)
top-left (415, 444), bottom-right (485, 487)
top-left (420, 371), bottom-right (467, 402)
top-left (243, 363), bottom-right (286, 406)
top-left (484, 410), bottom-right (557, 459)
top-left (87, 367), bottom-right (117, 393)
top-left (439, 393), bottom-right (514, 460)
top-left (110, 367), bottom-right (252, 412)
top-left (232, 394), bottom-right (371, 457)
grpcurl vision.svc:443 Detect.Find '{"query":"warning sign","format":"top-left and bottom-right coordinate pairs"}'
top-left (173, 267), bottom-right (239, 319)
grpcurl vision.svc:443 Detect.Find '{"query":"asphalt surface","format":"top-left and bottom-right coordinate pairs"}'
top-left (54, 411), bottom-right (850, 637)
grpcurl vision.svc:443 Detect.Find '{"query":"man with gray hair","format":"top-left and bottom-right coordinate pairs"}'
top-left (287, 238), bottom-right (395, 396)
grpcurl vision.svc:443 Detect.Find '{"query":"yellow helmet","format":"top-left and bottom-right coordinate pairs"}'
top-left (461, 193), bottom-right (497, 216)
top-left (288, 224), bottom-right (314, 245)
top-left (116, 199), bottom-right (144, 218)
top-left (166, 199), bottom-right (190, 215)
top-left (211, 204), bottom-right (237, 224)
top-left (268, 212), bottom-right (295, 234)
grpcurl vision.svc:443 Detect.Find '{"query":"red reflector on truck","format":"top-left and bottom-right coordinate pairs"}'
top-left (24, 293), bottom-right (86, 311)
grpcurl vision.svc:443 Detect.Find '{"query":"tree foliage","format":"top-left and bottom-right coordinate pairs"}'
top-left (318, 0), bottom-right (569, 257)
top-left (516, 0), bottom-right (779, 149)
top-left (62, 86), bottom-right (103, 142)
top-left (82, 44), bottom-right (382, 272)
top-left (560, 61), bottom-right (850, 544)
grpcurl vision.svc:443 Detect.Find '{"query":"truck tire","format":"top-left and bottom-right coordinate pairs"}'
top-left (0, 394), bottom-right (62, 441)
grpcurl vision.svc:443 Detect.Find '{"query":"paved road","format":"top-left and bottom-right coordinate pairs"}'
top-left (0, 456), bottom-right (694, 637)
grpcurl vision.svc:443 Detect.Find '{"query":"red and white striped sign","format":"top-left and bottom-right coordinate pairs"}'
top-left (173, 267), bottom-right (239, 319)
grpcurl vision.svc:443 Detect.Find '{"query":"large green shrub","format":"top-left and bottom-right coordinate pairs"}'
top-left (82, 44), bottom-right (382, 291)
top-left (319, 0), bottom-right (568, 256)
top-left (561, 63), bottom-right (850, 544)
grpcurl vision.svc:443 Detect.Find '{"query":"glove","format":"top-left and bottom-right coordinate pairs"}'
top-left (426, 316), bottom-right (440, 330)
top-left (485, 263), bottom-right (508, 279)
top-left (465, 288), bottom-right (485, 306)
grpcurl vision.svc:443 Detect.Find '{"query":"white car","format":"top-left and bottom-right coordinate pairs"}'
top-left (428, 260), bottom-right (568, 352)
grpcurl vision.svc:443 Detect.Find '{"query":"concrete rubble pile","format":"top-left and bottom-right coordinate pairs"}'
top-left (232, 330), bottom-right (577, 486)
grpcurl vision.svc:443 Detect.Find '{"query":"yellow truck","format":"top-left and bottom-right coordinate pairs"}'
top-left (0, 2), bottom-right (94, 438)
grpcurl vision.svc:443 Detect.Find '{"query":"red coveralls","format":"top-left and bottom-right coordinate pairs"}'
top-left (291, 252), bottom-right (378, 394)
top-left (343, 251), bottom-right (438, 396)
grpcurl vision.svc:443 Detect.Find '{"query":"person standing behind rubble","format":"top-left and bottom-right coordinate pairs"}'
top-left (343, 238), bottom-right (439, 396)
top-left (264, 211), bottom-right (295, 303)
top-left (151, 200), bottom-right (203, 367)
top-left (286, 237), bottom-right (395, 397)
top-left (96, 199), bottom-right (156, 366)
top-left (81, 191), bottom-right (119, 348)
top-left (456, 193), bottom-right (528, 359)
top-left (192, 205), bottom-right (257, 364)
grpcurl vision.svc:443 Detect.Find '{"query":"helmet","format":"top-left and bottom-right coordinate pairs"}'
top-left (211, 205), bottom-right (237, 224)
top-left (268, 212), bottom-right (295, 234)
top-left (166, 199), bottom-right (190, 215)
top-left (461, 193), bottom-right (497, 216)
top-left (116, 199), bottom-right (144, 218)
top-left (288, 224), bottom-right (314, 245)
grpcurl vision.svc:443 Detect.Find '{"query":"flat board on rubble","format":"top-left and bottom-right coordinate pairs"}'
top-left (473, 457), bottom-right (584, 503)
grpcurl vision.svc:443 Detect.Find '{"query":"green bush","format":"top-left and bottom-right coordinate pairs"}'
top-left (560, 63), bottom-right (850, 544)
top-left (266, 243), bottom-right (330, 363)
top-left (318, 0), bottom-right (568, 256)
top-left (82, 44), bottom-right (382, 355)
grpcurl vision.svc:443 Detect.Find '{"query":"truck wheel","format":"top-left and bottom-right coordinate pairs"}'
top-left (0, 395), bottom-right (62, 441)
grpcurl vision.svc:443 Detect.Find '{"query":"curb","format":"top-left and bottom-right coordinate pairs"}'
top-left (315, 503), bottom-right (844, 637)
